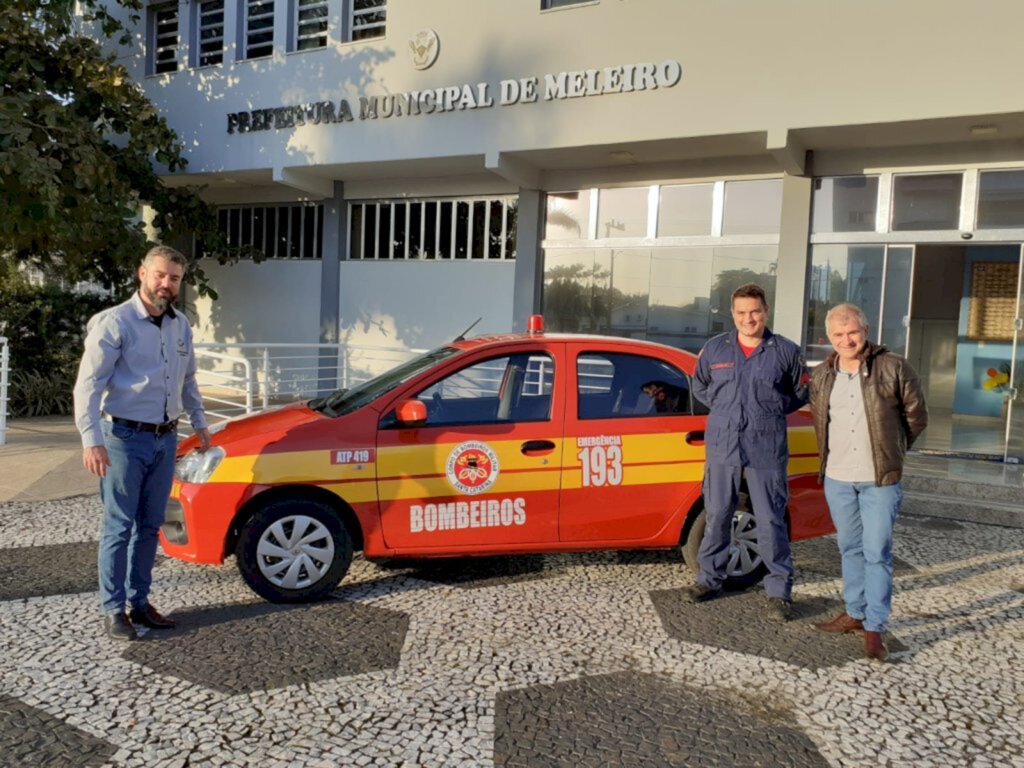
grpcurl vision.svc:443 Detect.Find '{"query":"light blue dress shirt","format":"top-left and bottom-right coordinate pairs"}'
top-left (74, 292), bottom-right (206, 448)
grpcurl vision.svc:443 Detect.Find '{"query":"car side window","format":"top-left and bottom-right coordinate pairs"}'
top-left (578, 352), bottom-right (692, 419)
top-left (415, 353), bottom-right (554, 426)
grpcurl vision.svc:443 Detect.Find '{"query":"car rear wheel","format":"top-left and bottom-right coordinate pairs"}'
top-left (236, 498), bottom-right (353, 603)
top-left (681, 492), bottom-right (768, 590)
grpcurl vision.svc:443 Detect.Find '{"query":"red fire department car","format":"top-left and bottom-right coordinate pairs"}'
top-left (164, 319), bottom-right (831, 603)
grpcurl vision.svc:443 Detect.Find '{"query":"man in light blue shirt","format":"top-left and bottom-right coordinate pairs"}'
top-left (74, 245), bottom-right (210, 641)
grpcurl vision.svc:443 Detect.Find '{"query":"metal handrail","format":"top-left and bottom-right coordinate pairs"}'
top-left (192, 348), bottom-right (254, 424)
top-left (0, 337), bottom-right (8, 446)
top-left (193, 341), bottom-right (426, 420)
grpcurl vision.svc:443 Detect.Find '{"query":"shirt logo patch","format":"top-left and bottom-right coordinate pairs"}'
top-left (710, 362), bottom-right (735, 370)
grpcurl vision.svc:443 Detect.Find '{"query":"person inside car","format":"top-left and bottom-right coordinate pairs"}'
top-left (641, 380), bottom-right (685, 413)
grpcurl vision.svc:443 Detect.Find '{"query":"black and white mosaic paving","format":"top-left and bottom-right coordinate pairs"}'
top-left (1, 496), bottom-right (1023, 767)
top-left (0, 541), bottom-right (99, 600)
top-left (122, 599), bottom-right (410, 695)
top-left (494, 672), bottom-right (829, 767)
top-left (0, 694), bottom-right (117, 768)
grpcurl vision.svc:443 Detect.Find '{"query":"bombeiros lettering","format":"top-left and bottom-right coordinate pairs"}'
top-left (226, 60), bottom-right (682, 133)
top-left (409, 498), bottom-right (527, 533)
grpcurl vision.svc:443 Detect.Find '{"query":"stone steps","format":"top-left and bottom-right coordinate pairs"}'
top-left (901, 471), bottom-right (1024, 528)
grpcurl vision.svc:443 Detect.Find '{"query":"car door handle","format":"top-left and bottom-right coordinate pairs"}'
top-left (521, 439), bottom-right (556, 456)
top-left (685, 431), bottom-right (705, 446)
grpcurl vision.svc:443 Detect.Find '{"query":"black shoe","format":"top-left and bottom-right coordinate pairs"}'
top-left (128, 603), bottom-right (176, 629)
top-left (686, 584), bottom-right (722, 603)
top-left (767, 597), bottom-right (793, 622)
top-left (104, 613), bottom-right (137, 641)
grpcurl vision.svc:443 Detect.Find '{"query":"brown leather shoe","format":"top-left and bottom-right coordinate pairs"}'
top-left (864, 630), bottom-right (889, 661)
top-left (814, 611), bottom-right (864, 634)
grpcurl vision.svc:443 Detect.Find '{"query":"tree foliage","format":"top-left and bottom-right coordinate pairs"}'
top-left (0, 274), bottom-right (110, 415)
top-left (0, 0), bottom-right (243, 297)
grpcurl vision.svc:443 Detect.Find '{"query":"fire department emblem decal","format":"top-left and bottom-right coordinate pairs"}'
top-left (446, 441), bottom-right (499, 495)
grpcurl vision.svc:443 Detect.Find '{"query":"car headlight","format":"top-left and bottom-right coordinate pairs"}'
top-left (175, 446), bottom-right (225, 484)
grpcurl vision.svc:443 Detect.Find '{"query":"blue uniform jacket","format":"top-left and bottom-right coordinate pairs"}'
top-left (692, 329), bottom-right (808, 469)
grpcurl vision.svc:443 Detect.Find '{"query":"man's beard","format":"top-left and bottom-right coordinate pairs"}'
top-left (143, 285), bottom-right (175, 312)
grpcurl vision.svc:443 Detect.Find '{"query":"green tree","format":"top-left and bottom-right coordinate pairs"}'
top-left (0, 274), bottom-right (110, 415)
top-left (0, 0), bottom-right (244, 297)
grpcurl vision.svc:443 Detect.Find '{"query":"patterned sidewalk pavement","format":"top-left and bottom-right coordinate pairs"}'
top-left (1, 496), bottom-right (1022, 767)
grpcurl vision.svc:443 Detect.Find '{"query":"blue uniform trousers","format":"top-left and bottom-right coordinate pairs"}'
top-left (697, 463), bottom-right (793, 600)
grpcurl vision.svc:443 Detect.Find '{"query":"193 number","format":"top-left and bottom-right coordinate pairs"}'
top-left (578, 445), bottom-right (623, 487)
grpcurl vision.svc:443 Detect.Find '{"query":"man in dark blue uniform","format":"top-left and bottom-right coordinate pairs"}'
top-left (688, 283), bottom-right (807, 620)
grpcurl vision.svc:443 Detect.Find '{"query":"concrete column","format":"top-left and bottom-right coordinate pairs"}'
top-left (511, 189), bottom-right (545, 332)
top-left (221, 0), bottom-right (238, 63)
top-left (274, 0), bottom-right (290, 55)
top-left (773, 173), bottom-right (813, 346)
top-left (317, 182), bottom-right (345, 393)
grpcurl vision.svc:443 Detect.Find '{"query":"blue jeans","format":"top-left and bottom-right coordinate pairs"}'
top-left (97, 420), bottom-right (177, 615)
top-left (823, 478), bottom-right (902, 633)
top-left (698, 463), bottom-right (793, 600)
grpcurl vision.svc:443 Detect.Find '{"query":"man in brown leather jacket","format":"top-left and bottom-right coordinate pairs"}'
top-left (808, 303), bottom-right (928, 661)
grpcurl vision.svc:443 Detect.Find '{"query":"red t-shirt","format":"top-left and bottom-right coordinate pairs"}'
top-left (739, 341), bottom-right (759, 358)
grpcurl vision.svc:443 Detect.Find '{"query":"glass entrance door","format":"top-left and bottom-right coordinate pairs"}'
top-left (1005, 247), bottom-right (1024, 463)
top-left (805, 243), bottom-right (915, 361)
top-left (879, 245), bottom-right (914, 356)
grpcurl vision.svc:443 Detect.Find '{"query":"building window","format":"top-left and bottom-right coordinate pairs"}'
top-left (149, 3), bottom-right (179, 74)
top-left (977, 170), bottom-right (1024, 229)
top-left (545, 192), bottom-right (592, 241)
top-left (295, 0), bottom-right (328, 50)
top-left (244, 0), bottom-right (275, 59)
top-left (658, 184), bottom-right (714, 237)
top-left (194, 0), bottom-right (225, 67)
top-left (349, 197), bottom-right (517, 260)
top-left (544, 245), bottom-right (778, 351)
top-left (721, 179), bottom-right (783, 236)
top-left (542, 182), bottom-right (783, 351)
top-left (891, 173), bottom-right (962, 231)
top-left (811, 176), bottom-right (879, 234)
top-left (348, 0), bottom-right (386, 42)
top-left (596, 187), bottom-right (648, 238)
top-left (197, 203), bottom-right (323, 259)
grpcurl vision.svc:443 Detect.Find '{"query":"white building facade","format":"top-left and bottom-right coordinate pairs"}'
top-left (98, 0), bottom-right (1024, 460)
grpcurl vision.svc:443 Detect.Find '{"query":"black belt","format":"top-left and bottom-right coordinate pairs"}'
top-left (106, 415), bottom-right (179, 436)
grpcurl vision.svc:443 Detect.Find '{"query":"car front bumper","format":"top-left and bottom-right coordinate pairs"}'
top-left (160, 481), bottom-right (256, 564)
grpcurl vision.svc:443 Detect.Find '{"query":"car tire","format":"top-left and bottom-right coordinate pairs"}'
top-left (681, 492), bottom-right (768, 590)
top-left (236, 498), bottom-right (353, 603)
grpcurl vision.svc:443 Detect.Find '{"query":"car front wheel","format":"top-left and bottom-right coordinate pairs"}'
top-left (681, 492), bottom-right (768, 590)
top-left (236, 498), bottom-right (353, 603)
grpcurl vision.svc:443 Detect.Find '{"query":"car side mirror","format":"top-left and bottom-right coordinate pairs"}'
top-left (395, 398), bottom-right (428, 427)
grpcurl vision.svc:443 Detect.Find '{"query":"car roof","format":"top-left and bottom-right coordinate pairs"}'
top-left (449, 332), bottom-right (698, 360)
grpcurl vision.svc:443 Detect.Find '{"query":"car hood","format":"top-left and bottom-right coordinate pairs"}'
top-left (178, 402), bottom-right (325, 455)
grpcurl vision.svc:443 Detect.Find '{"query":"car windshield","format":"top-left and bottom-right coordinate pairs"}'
top-left (310, 346), bottom-right (462, 417)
